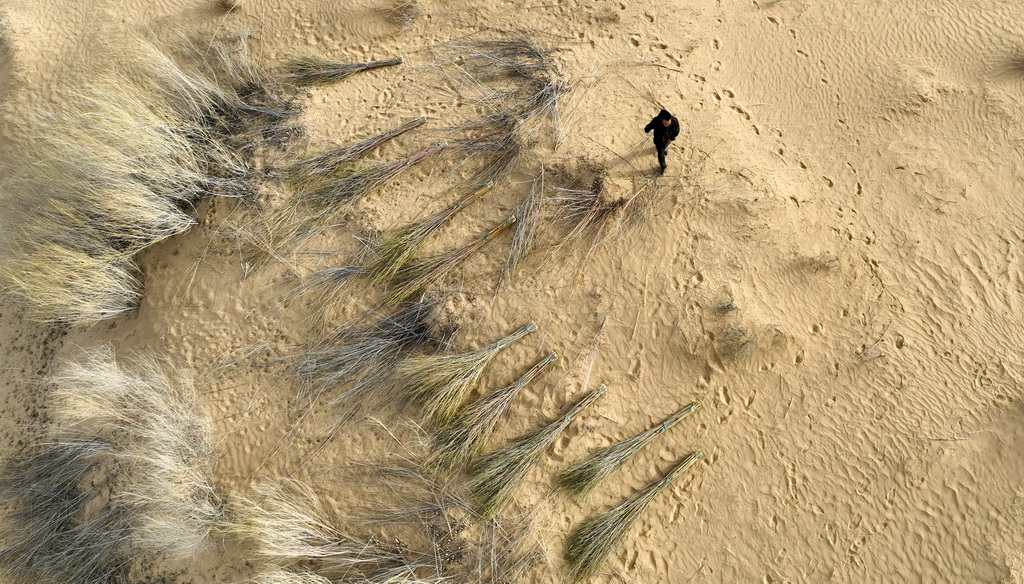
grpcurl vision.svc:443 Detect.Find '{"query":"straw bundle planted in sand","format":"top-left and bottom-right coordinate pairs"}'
top-left (279, 55), bottom-right (404, 86)
top-left (558, 401), bottom-right (702, 499)
top-left (284, 117), bottom-right (427, 193)
top-left (380, 214), bottom-right (516, 306)
top-left (427, 352), bottom-right (558, 473)
top-left (469, 385), bottom-right (606, 519)
top-left (564, 451), bottom-right (703, 582)
top-left (366, 183), bottom-right (493, 285)
top-left (392, 321), bottom-right (538, 426)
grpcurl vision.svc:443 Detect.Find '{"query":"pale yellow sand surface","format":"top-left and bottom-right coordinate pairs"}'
top-left (1, 0), bottom-right (1024, 582)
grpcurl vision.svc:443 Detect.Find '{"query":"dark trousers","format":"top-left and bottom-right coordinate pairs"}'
top-left (655, 142), bottom-right (668, 171)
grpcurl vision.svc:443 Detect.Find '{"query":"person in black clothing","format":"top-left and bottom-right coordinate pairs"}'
top-left (644, 109), bottom-right (680, 174)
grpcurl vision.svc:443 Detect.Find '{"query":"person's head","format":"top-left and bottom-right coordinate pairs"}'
top-left (658, 109), bottom-right (673, 126)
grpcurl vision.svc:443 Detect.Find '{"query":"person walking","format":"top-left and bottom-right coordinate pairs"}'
top-left (644, 109), bottom-right (680, 174)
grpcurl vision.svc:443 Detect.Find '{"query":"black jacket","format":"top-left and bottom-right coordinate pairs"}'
top-left (644, 115), bottom-right (680, 147)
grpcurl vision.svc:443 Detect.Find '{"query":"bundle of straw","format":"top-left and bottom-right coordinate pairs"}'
top-left (279, 56), bottom-right (403, 86)
top-left (380, 215), bottom-right (516, 305)
top-left (299, 142), bottom-right (446, 220)
top-left (392, 321), bottom-right (538, 426)
top-left (284, 117), bottom-right (426, 192)
top-left (564, 451), bottom-right (704, 582)
top-left (366, 183), bottom-right (492, 285)
top-left (428, 352), bottom-right (557, 472)
top-left (558, 401), bottom-right (701, 499)
top-left (469, 385), bottom-right (606, 519)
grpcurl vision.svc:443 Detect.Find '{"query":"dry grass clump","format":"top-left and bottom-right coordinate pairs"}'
top-left (469, 385), bottom-right (606, 519)
top-left (297, 143), bottom-right (446, 221)
top-left (296, 299), bottom-right (447, 416)
top-left (385, 0), bottom-right (423, 29)
top-left (564, 451), bottom-right (703, 583)
top-left (558, 401), bottom-right (701, 499)
top-left (381, 215), bottom-right (516, 306)
top-left (0, 439), bottom-right (133, 584)
top-left (0, 30), bottom-right (310, 325)
top-left (233, 480), bottom-right (436, 583)
top-left (439, 37), bottom-right (569, 147)
top-left (392, 321), bottom-right (538, 426)
top-left (427, 352), bottom-right (558, 473)
top-left (447, 114), bottom-right (526, 186)
top-left (279, 55), bottom-right (403, 87)
top-left (51, 346), bottom-right (224, 561)
top-left (284, 117), bottom-right (427, 193)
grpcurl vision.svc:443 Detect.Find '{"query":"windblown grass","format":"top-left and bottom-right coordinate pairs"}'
top-left (469, 385), bottom-right (606, 519)
top-left (557, 401), bottom-right (702, 499)
top-left (366, 183), bottom-right (492, 286)
top-left (284, 117), bottom-right (427, 193)
top-left (51, 346), bottom-right (223, 561)
top-left (392, 321), bottom-right (538, 426)
top-left (0, 438), bottom-right (133, 584)
top-left (428, 352), bottom-right (557, 473)
top-left (564, 450), bottom-right (703, 583)
top-left (439, 37), bottom-right (569, 149)
top-left (381, 215), bottom-right (516, 306)
top-left (385, 0), bottom-right (422, 29)
top-left (279, 55), bottom-right (404, 86)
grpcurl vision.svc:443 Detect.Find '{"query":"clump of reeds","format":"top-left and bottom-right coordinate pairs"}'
top-left (297, 142), bottom-right (446, 221)
top-left (564, 451), bottom-right (703, 583)
top-left (51, 346), bottom-right (224, 560)
top-left (295, 299), bottom-right (444, 415)
top-left (428, 352), bottom-right (557, 473)
top-left (217, 0), bottom-right (243, 11)
top-left (500, 167), bottom-right (546, 287)
top-left (381, 215), bottom-right (516, 306)
top-left (283, 117), bottom-right (426, 193)
top-left (469, 385), bottom-right (606, 519)
top-left (557, 402), bottom-right (702, 499)
top-left (366, 183), bottom-right (492, 286)
top-left (0, 438), bottom-right (134, 584)
top-left (279, 55), bottom-right (403, 87)
top-left (392, 321), bottom-right (538, 426)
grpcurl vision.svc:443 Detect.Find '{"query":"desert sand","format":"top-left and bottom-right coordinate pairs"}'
top-left (1, 0), bottom-right (1024, 582)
